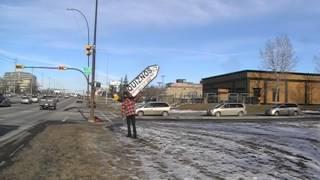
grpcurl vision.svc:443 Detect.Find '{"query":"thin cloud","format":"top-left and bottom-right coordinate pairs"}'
top-left (1, 0), bottom-right (320, 31)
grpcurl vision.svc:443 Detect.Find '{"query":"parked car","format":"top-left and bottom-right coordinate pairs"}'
top-left (136, 102), bottom-right (170, 116)
top-left (207, 103), bottom-right (247, 117)
top-left (21, 96), bottom-right (32, 104)
top-left (0, 96), bottom-right (11, 107)
top-left (31, 96), bottom-right (39, 103)
top-left (265, 103), bottom-right (301, 116)
top-left (39, 96), bottom-right (57, 110)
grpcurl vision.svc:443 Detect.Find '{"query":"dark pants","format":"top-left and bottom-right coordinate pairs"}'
top-left (126, 115), bottom-right (137, 138)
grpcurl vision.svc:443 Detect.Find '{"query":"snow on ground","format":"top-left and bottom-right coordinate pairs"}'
top-left (117, 120), bottom-right (320, 180)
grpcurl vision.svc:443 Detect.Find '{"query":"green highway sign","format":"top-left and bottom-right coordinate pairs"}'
top-left (83, 67), bottom-right (92, 76)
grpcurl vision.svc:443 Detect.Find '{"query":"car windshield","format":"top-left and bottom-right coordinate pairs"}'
top-left (214, 104), bottom-right (224, 108)
top-left (272, 104), bottom-right (282, 108)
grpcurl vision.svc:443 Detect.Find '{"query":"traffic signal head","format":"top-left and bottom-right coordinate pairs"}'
top-left (58, 65), bottom-right (66, 70)
top-left (85, 44), bottom-right (92, 56)
top-left (15, 64), bottom-right (24, 69)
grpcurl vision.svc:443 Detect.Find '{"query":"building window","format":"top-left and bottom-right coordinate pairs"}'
top-left (253, 88), bottom-right (261, 97)
top-left (272, 88), bottom-right (280, 102)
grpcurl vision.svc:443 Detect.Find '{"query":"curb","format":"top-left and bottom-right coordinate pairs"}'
top-left (136, 115), bottom-right (320, 121)
top-left (0, 120), bottom-right (46, 168)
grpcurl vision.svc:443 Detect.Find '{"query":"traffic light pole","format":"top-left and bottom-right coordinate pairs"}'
top-left (17, 66), bottom-right (90, 89)
top-left (89, 0), bottom-right (98, 123)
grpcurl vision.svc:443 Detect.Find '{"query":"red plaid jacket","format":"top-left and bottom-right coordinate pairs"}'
top-left (121, 98), bottom-right (136, 117)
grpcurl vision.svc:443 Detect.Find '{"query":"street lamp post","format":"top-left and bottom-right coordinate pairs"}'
top-left (89, 0), bottom-right (99, 122)
top-left (66, 8), bottom-right (91, 105)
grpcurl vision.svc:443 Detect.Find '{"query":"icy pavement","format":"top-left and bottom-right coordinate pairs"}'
top-left (117, 119), bottom-right (320, 180)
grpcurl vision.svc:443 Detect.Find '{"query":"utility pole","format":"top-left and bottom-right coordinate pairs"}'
top-left (13, 59), bottom-right (17, 94)
top-left (30, 68), bottom-right (34, 95)
top-left (89, 0), bottom-right (99, 122)
top-left (161, 75), bottom-right (165, 88)
top-left (106, 60), bottom-right (108, 104)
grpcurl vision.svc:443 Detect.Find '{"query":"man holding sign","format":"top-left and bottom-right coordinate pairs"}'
top-left (121, 91), bottom-right (138, 138)
top-left (121, 64), bottom-right (160, 138)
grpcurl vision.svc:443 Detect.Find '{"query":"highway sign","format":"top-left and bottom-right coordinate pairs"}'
top-left (127, 64), bottom-right (160, 97)
top-left (83, 67), bottom-right (92, 76)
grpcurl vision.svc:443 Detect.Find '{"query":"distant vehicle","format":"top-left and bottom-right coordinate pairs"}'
top-left (265, 104), bottom-right (301, 116)
top-left (31, 96), bottom-right (39, 103)
top-left (136, 102), bottom-right (170, 116)
top-left (21, 96), bottom-right (32, 104)
top-left (207, 103), bottom-right (247, 117)
top-left (54, 96), bottom-right (60, 102)
top-left (64, 95), bottom-right (70, 98)
top-left (39, 96), bottom-right (57, 110)
top-left (0, 96), bottom-right (11, 107)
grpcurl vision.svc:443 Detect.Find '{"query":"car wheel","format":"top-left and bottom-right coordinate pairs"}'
top-left (215, 112), bottom-right (221, 117)
top-left (238, 111), bottom-right (244, 117)
top-left (274, 111), bottom-right (279, 116)
top-left (293, 111), bottom-right (298, 116)
top-left (162, 111), bottom-right (169, 117)
top-left (138, 111), bottom-right (144, 116)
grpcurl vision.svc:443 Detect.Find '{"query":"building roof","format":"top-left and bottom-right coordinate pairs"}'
top-left (202, 69), bottom-right (320, 81)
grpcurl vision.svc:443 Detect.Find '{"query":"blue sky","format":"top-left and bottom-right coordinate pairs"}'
top-left (1, 0), bottom-right (320, 91)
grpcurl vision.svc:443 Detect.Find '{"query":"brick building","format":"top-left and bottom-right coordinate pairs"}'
top-left (160, 79), bottom-right (202, 104)
top-left (201, 70), bottom-right (320, 104)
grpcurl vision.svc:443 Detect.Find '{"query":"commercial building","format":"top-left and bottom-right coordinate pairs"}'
top-left (0, 77), bottom-right (5, 94)
top-left (201, 70), bottom-right (320, 105)
top-left (161, 79), bottom-right (202, 103)
top-left (3, 72), bottom-right (37, 94)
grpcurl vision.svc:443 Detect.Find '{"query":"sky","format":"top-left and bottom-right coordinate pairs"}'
top-left (1, 0), bottom-right (320, 91)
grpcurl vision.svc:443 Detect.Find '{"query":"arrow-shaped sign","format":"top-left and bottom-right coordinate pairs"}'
top-left (127, 64), bottom-right (160, 97)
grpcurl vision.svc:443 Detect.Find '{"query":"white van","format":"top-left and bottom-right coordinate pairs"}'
top-left (136, 102), bottom-right (170, 116)
top-left (207, 103), bottom-right (247, 117)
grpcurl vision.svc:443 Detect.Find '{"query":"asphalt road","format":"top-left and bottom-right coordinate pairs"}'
top-left (0, 97), bottom-right (78, 128)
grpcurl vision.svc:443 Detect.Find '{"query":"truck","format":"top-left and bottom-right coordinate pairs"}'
top-left (39, 96), bottom-right (57, 110)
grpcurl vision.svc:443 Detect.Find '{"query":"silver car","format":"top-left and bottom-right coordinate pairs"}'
top-left (207, 103), bottom-right (247, 117)
top-left (21, 96), bottom-right (32, 104)
top-left (136, 102), bottom-right (170, 116)
top-left (265, 104), bottom-right (301, 116)
top-left (31, 96), bottom-right (39, 103)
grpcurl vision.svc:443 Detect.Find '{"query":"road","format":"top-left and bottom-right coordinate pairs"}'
top-left (0, 97), bottom-right (80, 133)
top-left (114, 117), bottom-right (320, 180)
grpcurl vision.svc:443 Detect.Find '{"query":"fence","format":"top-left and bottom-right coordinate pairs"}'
top-left (204, 93), bottom-right (259, 104)
top-left (158, 95), bottom-right (203, 105)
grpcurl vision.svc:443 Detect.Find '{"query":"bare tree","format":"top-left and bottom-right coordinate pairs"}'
top-left (260, 35), bottom-right (297, 103)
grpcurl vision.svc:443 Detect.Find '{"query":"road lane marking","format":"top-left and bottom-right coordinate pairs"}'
top-left (100, 112), bottom-right (112, 123)
top-left (62, 116), bottom-right (69, 122)
top-left (109, 112), bottom-right (119, 118)
top-left (0, 107), bottom-right (14, 111)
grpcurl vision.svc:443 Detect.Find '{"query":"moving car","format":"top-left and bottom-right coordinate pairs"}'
top-left (21, 96), bottom-right (32, 104)
top-left (207, 103), bottom-right (247, 117)
top-left (0, 96), bottom-right (11, 107)
top-left (265, 103), bottom-right (301, 116)
top-left (39, 96), bottom-right (57, 110)
top-left (136, 102), bottom-right (170, 116)
top-left (31, 96), bottom-right (39, 103)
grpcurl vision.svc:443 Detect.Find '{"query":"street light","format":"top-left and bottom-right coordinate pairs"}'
top-left (66, 8), bottom-right (91, 105)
